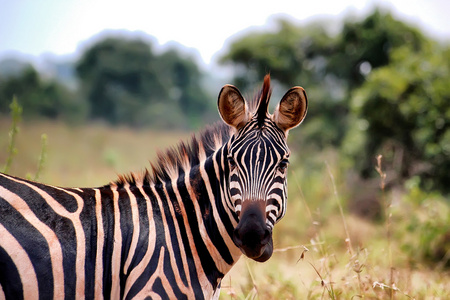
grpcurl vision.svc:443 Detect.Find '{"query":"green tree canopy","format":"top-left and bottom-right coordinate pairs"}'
top-left (0, 66), bottom-right (79, 120)
top-left (76, 37), bottom-right (165, 125)
top-left (220, 18), bottom-right (332, 89)
top-left (219, 10), bottom-right (430, 148)
top-left (76, 35), bottom-right (213, 128)
top-left (344, 43), bottom-right (450, 193)
top-left (326, 9), bottom-right (426, 90)
top-left (154, 49), bottom-right (211, 127)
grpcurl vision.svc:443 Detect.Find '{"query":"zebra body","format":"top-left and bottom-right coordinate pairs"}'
top-left (0, 75), bottom-right (307, 299)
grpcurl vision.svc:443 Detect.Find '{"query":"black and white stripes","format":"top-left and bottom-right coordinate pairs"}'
top-left (0, 75), bottom-right (307, 299)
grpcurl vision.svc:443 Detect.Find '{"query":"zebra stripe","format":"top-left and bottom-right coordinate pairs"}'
top-left (0, 210), bottom-right (39, 300)
top-left (0, 75), bottom-right (307, 299)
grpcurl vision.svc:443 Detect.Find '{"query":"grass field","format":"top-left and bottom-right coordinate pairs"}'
top-left (1, 119), bottom-right (449, 299)
top-left (0, 119), bottom-right (189, 187)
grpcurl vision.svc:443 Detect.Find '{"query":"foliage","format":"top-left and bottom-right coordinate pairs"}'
top-left (326, 9), bottom-right (426, 90)
top-left (346, 43), bottom-right (450, 193)
top-left (220, 9), bottom-right (450, 195)
top-left (77, 37), bottom-right (162, 125)
top-left (0, 66), bottom-right (82, 121)
top-left (221, 9), bottom-right (426, 93)
top-left (0, 32), bottom-right (215, 129)
top-left (154, 49), bottom-right (212, 128)
top-left (396, 178), bottom-right (450, 268)
top-left (76, 36), bottom-right (213, 128)
top-left (220, 10), bottom-right (429, 149)
top-left (220, 18), bottom-right (332, 89)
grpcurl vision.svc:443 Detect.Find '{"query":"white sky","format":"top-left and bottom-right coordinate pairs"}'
top-left (0, 0), bottom-right (449, 65)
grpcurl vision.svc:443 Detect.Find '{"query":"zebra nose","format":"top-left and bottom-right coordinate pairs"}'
top-left (233, 225), bottom-right (271, 249)
top-left (233, 204), bottom-right (272, 259)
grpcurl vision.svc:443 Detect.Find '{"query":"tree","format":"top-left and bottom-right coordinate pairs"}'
top-left (326, 9), bottom-right (426, 90)
top-left (76, 37), bottom-right (165, 125)
top-left (220, 18), bottom-right (332, 89)
top-left (219, 10), bottom-right (429, 148)
top-left (0, 66), bottom-right (79, 120)
top-left (76, 34), bottom-right (214, 128)
top-left (153, 49), bottom-right (212, 128)
top-left (344, 43), bottom-right (450, 193)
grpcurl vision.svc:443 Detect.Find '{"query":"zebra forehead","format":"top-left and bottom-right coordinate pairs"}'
top-left (231, 125), bottom-right (288, 154)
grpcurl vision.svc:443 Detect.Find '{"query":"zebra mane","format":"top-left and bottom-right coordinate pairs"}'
top-left (253, 74), bottom-right (272, 127)
top-left (113, 122), bottom-right (231, 187)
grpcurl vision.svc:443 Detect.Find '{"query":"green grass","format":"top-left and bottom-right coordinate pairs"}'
top-left (1, 119), bottom-right (449, 299)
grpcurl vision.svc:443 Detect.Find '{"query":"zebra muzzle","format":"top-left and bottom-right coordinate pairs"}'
top-left (233, 200), bottom-right (273, 262)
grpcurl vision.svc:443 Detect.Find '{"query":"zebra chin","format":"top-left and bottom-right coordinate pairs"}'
top-left (233, 229), bottom-right (274, 262)
top-left (243, 239), bottom-right (273, 262)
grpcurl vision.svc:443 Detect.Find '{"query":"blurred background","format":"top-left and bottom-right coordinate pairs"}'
top-left (1, 0), bottom-right (449, 298)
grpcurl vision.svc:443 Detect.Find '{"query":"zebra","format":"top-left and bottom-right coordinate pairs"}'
top-left (0, 75), bottom-right (307, 299)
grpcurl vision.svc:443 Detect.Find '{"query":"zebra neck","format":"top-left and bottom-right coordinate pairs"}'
top-left (102, 143), bottom-right (242, 295)
top-left (162, 148), bottom-right (241, 277)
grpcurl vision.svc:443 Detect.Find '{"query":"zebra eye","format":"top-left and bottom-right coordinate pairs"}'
top-left (227, 156), bottom-right (237, 170)
top-left (277, 159), bottom-right (289, 173)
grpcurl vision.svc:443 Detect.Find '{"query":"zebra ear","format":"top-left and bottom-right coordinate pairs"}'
top-left (273, 86), bottom-right (308, 133)
top-left (218, 84), bottom-right (249, 129)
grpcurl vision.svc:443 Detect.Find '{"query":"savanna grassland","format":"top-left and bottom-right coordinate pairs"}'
top-left (1, 119), bottom-right (449, 299)
top-left (0, 118), bottom-right (188, 187)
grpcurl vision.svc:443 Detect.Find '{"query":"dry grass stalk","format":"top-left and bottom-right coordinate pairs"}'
top-left (375, 154), bottom-right (396, 300)
top-left (325, 161), bottom-right (354, 256)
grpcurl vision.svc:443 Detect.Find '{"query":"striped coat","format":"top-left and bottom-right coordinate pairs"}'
top-left (0, 75), bottom-right (307, 299)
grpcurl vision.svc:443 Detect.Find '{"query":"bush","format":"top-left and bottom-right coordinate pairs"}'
top-left (395, 178), bottom-right (450, 268)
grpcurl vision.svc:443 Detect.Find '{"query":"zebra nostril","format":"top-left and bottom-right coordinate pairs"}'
top-left (261, 228), bottom-right (271, 245)
top-left (233, 224), bottom-right (271, 250)
top-left (233, 229), bottom-right (243, 247)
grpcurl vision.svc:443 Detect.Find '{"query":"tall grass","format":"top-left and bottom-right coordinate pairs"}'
top-left (221, 153), bottom-right (449, 299)
top-left (375, 155), bottom-right (395, 299)
top-left (2, 97), bottom-right (22, 174)
top-left (1, 98), bottom-right (48, 181)
top-left (33, 133), bottom-right (48, 181)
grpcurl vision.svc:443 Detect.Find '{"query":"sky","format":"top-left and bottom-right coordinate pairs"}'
top-left (0, 0), bottom-right (449, 66)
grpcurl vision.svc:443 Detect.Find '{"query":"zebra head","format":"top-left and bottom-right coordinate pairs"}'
top-left (217, 75), bottom-right (307, 262)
